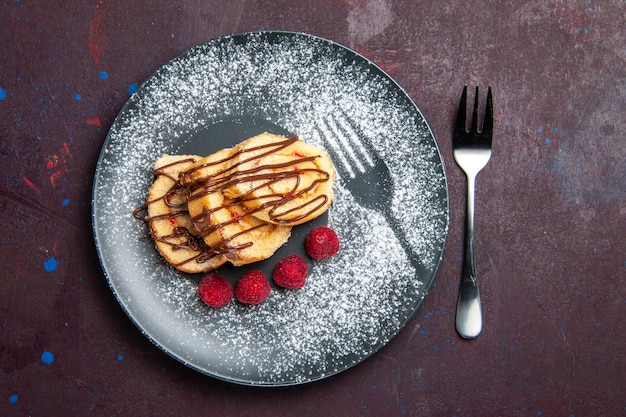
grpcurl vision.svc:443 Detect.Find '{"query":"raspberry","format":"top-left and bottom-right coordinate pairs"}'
top-left (197, 274), bottom-right (233, 308)
top-left (273, 254), bottom-right (308, 290)
top-left (305, 226), bottom-right (340, 260)
top-left (235, 270), bottom-right (271, 305)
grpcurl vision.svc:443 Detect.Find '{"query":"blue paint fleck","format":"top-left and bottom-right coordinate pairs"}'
top-left (9, 394), bottom-right (18, 404)
top-left (62, 198), bottom-right (69, 207)
top-left (41, 350), bottom-right (54, 365)
top-left (545, 138), bottom-right (551, 144)
top-left (128, 82), bottom-right (138, 95)
top-left (99, 71), bottom-right (108, 80)
top-left (44, 256), bottom-right (59, 272)
top-left (0, 87), bottom-right (6, 100)
top-left (75, 93), bottom-right (81, 100)
top-left (117, 354), bottom-right (124, 361)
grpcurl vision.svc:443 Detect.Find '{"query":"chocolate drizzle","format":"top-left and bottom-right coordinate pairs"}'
top-left (134, 157), bottom-right (220, 268)
top-left (136, 136), bottom-right (332, 269)
top-left (182, 136), bottom-right (330, 225)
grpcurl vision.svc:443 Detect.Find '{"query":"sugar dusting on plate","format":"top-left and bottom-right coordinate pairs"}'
top-left (93, 31), bottom-right (448, 386)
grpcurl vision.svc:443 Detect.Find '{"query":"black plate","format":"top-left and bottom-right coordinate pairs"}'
top-left (92, 31), bottom-right (448, 386)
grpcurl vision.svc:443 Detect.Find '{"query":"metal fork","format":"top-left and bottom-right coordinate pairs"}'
top-left (316, 113), bottom-right (425, 277)
top-left (453, 86), bottom-right (493, 339)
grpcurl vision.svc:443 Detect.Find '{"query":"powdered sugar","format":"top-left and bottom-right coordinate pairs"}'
top-left (92, 31), bottom-right (448, 386)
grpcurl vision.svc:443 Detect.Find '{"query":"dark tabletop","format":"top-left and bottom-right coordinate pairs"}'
top-left (1, 1), bottom-right (625, 416)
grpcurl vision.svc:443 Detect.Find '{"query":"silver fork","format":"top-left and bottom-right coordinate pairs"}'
top-left (453, 86), bottom-right (493, 339)
top-left (316, 113), bottom-right (426, 277)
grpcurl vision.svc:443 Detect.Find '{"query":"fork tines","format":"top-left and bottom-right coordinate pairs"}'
top-left (317, 115), bottom-right (375, 179)
top-left (455, 86), bottom-right (493, 143)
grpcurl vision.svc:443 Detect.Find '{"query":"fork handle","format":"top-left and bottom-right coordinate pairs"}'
top-left (456, 173), bottom-right (483, 339)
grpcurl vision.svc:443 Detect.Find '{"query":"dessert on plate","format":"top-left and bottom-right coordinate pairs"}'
top-left (138, 133), bottom-right (336, 272)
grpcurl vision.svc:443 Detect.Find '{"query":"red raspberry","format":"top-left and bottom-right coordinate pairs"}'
top-left (235, 270), bottom-right (271, 305)
top-left (273, 254), bottom-right (308, 290)
top-left (305, 226), bottom-right (340, 260)
top-left (197, 274), bottom-right (233, 308)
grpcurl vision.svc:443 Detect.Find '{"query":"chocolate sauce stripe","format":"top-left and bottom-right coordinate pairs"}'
top-left (183, 154), bottom-right (321, 192)
top-left (154, 157), bottom-right (198, 181)
top-left (178, 134), bottom-right (296, 182)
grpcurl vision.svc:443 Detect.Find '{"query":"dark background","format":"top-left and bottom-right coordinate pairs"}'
top-left (1, 1), bottom-right (624, 416)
